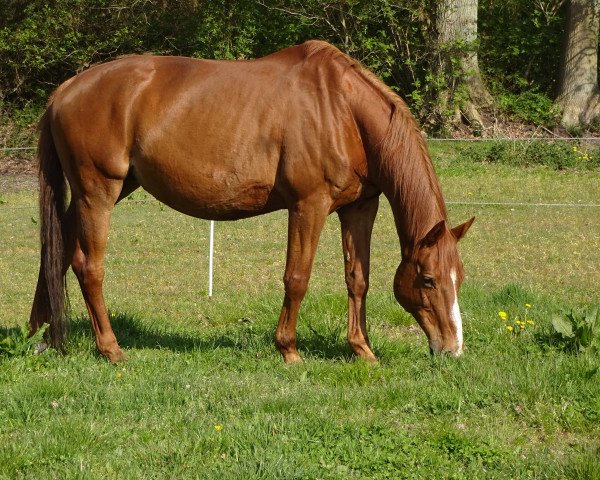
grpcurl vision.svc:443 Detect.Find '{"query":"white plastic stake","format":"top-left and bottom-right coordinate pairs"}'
top-left (208, 220), bottom-right (215, 298)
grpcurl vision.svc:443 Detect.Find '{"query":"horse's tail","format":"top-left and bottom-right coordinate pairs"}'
top-left (35, 109), bottom-right (68, 350)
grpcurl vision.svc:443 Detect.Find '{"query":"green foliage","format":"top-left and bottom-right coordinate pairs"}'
top-left (498, 90), bottom-right (561, 128)
top-left (1, 0), bottom-right (146, 105)
top-left (0, 323), bottom-right (48, 357)
top-left (462, 140), bottom-right (600, 170)
top-left (479, 0), bottom-right (565, 96)
top-left (0, 0), bottom-right (584, 133)
top-left (0, 104), bottom-right (41, 157)
top-left (0, 1), bottom-right (427, 108)
top-left (551, 307), bottom-right (600, 353)
top-left (478, 1), bottom-right (570, 128)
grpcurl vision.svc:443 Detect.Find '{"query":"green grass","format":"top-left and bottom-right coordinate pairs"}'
top-left (1, 152), bottom-right (599, 479)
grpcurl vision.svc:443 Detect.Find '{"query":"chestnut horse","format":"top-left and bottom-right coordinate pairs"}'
top-left (30, 41), bottom-right (474, 363)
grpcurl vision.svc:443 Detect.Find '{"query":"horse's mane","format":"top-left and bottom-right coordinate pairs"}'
top-left (302, 40), bottom-right (448, 243)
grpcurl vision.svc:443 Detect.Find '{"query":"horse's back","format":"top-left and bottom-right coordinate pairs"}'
top-left (48, 42), bottom-right (366, 219)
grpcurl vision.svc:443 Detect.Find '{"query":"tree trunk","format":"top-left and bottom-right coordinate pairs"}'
top-left (556, 0), bottom-right (600, 128)
top-left (435, 0), bottom-right (493, 133)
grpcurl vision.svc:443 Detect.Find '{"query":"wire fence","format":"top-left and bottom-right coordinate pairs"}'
top-left (0, 146), bottom-right (36, 151)
top-left (2, 198), bottom-right (600, 211)
top-left (427, 137), bottom-right (600, 143)
top-left (3, 137), bottom-right (600, 153)
top-left (2, 138), bottom-right (600, 210)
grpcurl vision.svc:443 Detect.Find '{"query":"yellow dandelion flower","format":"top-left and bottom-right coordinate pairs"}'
top-left (573, 146), bottom-right (578, 152)
top-left (526, 320), bottom-right (535, 325)
top-left (506, 325), bottom-right (513, 331)
top-left (525, 303), bottom-right (532, 308)
top-left (214, 424), bottom-right (223, 431)
top-left (498, 311), bottom-right (508, 321)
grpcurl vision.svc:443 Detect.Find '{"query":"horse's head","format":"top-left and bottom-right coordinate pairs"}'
top-left (394, 217), bottom-right (474, 356)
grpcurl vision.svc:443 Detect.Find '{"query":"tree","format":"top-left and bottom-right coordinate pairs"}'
top-left (556, 0), bottom-right (600, 128)
top-left (433, 0), bottom-right (494, 133)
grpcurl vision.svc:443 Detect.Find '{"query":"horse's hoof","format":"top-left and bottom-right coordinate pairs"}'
top-left (101, 348), bottom-right (126, 363)
top-left (109, 350), bottom-right (126, 363)
top-left (283, 351), bottom-right (303, 364)
top-left (361, 354), bottom-right (379, 364)
top-left (351, 344), bottom-right (378, 364)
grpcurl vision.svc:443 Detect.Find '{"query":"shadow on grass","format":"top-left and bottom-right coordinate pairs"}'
top-left (299, 324), bottom-right (356, 362)
top-left (68, 312), bottom-right (224, 352)
top-left (67, 311), bottom-right (356, 361)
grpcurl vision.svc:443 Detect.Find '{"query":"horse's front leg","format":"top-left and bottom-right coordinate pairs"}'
top-left (338, 196), bottom-right (379, 363)
top-left (275, 200), bottom-right (329, 363)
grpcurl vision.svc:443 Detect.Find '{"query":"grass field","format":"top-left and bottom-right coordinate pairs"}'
top-left (1, 148), bottom-right (599, 479)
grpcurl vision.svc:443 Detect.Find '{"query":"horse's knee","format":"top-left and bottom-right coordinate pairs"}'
top-left (72, 253), bottom-right (104, 290)
top-left (71, 249), bottom-right (85, 278)
top-left (346, 273), bottom-right (369, 298)
top-left (283, 272), bottom-right (309, 301)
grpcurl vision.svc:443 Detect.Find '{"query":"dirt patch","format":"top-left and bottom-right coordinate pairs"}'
top-left (427, 106), bottom-right (600, 140)
top-left (0, 173), bottom-right (37, 194)
top-left (0, 156), bottom-right (36, 174)
top-left (0, 152), bottom-right (37, 193)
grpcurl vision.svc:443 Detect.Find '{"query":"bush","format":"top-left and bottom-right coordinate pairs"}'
top-left (0, 105), bottom-right (41, 152)
top-left (479, 0), bottom-right (565, 97)
top-left (498, 91), bottom-right (561, 128)
top-left (463, 140), bottom-right (600, 170)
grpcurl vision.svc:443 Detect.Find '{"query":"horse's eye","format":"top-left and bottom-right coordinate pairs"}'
top-left (422, 276), bottom-right (436, 289)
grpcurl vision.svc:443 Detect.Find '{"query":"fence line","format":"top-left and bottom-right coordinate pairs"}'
top-left (427, 137), bottom-right (600, 143)
top-left (3, 139), bottom-right (600, 212)
top-left (2, 200), bottom-right (600, 212)
top-left (446, 201), bottom-right (600, 208)
top-left (3, 196), bottom-right (598, 298)
top-left (3, 137), bottom-right (600, 153)
top-left (0, 146), bottom-right (36, 151)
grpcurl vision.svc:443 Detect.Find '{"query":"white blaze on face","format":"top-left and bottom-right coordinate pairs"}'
top-left (450, 269), bottom-right (464, 355)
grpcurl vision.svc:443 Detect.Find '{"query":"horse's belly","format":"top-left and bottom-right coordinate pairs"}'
top-left (133, 160), bottom-right (284, 220)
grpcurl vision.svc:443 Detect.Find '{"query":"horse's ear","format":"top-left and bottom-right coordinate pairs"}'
top-left (420, 220), bottom-right (446, 248)
top-left (451, 217), bottom-right (475, 242)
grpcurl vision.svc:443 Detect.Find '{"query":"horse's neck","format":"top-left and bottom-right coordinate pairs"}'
top-left (348, 78), bottom-right (447, 256)
top-left (386, 170), bottom-right (447, 258)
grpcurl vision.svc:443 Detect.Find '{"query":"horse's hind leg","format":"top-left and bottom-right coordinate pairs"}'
top-left (338, 196), bottom-right (379, 363)
top-left (70, 185), bottom-right (124, 362)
